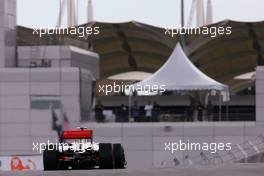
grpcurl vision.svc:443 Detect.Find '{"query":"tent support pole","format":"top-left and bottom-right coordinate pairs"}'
top-left (219, 92), bottom-right (222, 121)
top-left (226, 101), bottom-right (229, 121)
top-left (129, 94), bottom-right (132, 121)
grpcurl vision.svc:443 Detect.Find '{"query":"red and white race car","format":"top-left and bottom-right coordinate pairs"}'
top-left (43, 128), bottom-right (126, 170)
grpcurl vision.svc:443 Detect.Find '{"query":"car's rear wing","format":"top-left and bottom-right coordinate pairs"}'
top-left (62, 129), bottom-right (93, 140)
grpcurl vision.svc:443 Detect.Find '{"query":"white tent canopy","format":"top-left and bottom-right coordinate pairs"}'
top-left (131, 43), bottom-right (230, 101)
top-left (108, 71), bottom-right (152, 81)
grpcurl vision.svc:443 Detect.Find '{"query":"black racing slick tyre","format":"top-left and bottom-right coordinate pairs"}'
top-left (99, 143), bottom-right (114, 169)
top-left (43, 145), bottom-right (58, 170)
top-left (113, 143), bottom-right (126, 169)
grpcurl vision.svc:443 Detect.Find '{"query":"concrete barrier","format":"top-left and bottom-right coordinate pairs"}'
top-left (0, 155), bottom-right (42, 171)
top-left (1, 122), bottom-right (264, 170)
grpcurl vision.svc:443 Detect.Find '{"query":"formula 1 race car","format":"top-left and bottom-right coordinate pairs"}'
top-left (43, 128), bottom-right (126, 170)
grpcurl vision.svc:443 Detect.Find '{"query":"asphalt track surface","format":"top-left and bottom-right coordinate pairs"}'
top-left (1, 164), bottom-right (264, 176)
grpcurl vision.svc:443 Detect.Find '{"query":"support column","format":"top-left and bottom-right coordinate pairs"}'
top-left (0, 0), bottom-right (16, 67)
top-left (256, 66), bottom-right (264, 125)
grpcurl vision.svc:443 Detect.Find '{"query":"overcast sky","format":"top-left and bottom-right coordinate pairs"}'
top-left (17, 0), bottom-right (264, 28)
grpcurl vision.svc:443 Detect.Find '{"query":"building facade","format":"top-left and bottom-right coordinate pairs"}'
top-left (0, 0), bottom-right (99, 155)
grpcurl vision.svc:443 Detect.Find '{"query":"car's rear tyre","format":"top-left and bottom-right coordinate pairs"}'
top-left (43, 145), bottom-right (58, 170)
top-left (113, 143), bottom-right (126, 169)
top-left (99, 143), bottom-right (114, 169)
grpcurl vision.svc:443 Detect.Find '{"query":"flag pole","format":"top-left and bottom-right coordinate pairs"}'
top-left (181, 0), bottom-right (185, 27)
top-left (180, 0), bottom-right (185, 46)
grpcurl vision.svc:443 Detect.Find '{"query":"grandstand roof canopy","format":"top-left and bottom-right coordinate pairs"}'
top-left (17, 20), bottom-right (264, 94)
